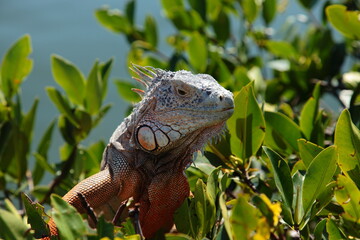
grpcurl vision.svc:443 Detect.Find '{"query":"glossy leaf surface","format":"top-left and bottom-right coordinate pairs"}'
top-left (51, 55), bottom-right (85, 105)
top-left (302, 146), bottom-right (337, 221)
top-left (326, 5), bottom-right (360, 39)
top-left (0, 35), bottom-right (33, 98)
top-left (228, 82), bottom-right (265, 160)
top-left (335, 109), bottom-right (360, 188)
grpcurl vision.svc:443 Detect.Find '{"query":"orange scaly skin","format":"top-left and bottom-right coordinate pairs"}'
top-left (43, 65), bottom-right (234, 239)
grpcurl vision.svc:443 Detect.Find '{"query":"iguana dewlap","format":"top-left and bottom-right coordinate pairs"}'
top-left (45, 65), bottom-right (234, 239)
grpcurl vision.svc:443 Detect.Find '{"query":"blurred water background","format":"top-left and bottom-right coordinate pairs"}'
top-left (0, 0), bottom-right (328, 167)
top-left (0, 0), bottom-right (170, 161)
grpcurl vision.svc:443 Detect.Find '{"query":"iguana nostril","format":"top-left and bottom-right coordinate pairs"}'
top-left (219, 95), bottom-right (224, 101)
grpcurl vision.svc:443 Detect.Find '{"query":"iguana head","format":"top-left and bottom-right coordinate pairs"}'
top-left (130, 65), bottom-right (234, 157)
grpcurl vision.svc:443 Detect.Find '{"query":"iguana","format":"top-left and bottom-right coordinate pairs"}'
top-left (44, 65), bottom-right (234, 239)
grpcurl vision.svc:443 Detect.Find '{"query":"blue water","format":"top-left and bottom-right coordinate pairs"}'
top-left (0, 0), bottom-right (171, 164)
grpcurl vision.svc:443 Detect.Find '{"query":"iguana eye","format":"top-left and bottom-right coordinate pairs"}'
top-left (177, 88), bottom-right (187, 96)
top-left (173, 81), bottom-right (192, 97)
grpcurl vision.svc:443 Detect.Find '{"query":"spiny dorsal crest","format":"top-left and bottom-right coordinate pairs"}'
top-left (130, 64), bottom-right (165, 98)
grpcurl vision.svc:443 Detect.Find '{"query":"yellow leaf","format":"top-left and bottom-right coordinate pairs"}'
top-left (253, 217), bottom-right (270, 240)
top-left (259, 194), bottom-right (282, 227)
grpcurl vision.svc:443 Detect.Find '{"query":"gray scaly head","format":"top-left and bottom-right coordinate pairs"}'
top-left (128, 65), bottom-right (234, 161)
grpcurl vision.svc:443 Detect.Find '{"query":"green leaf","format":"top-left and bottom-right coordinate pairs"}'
top-left (95, 7), bottom-right (132, 34)
top-left (188, 32), bottom-right (207, 72)
top-left (206, 0), bottom-right (221, 20)
top-left (99, 58), bottom-right (113, 101)
top-left (300, 98), bottom-right (318, 140)
top-left (194, 178), bottom-right (216, 239)
top-left (36, 119), bottom-right (56, 158)
top-left (114, 79), bottom-right (141, 102)
top-left (1, 35), bottom-right (33, 98)
top-left (334, 109), bottom-right (360, 188)
top-left (335, 175), bottom-right (360, 223)
top-left (46, 87), bottom-right (80, 127)
top-left (6, 126), bottom-right (29, 182)
top-left (310, 181), bottom-right (336, 219)
top-left (312, 82), bottom-right (321, 101)
top-left (229, 194), bottom-right (259, 240)
top-left (73, 109), bottom-right (92, 141)
top-left (293, 172), bottom-right (304, 225)
top-left (302, 146), bottom-right (337, 223)
top-left (326, 217), bottom-right (346, 240)
top-left (298, 0), bottom-right (317, 9)
top-left (161, 0), bottom-right (185, 19)
top-left (0, 209), bottom-right (31, 240)
top-left (299, 83), bottom-right (323, 144)
top-left (228, 82), bottom-right (265, 160)
top-left (326, 5), bottom-right (360, 39)
top-left (0, 121), bottom-right (12, 163)
top-left (51, 194), bottom-right (87, 240)
top-left (233, 67), bottom-right (251, 90)
top-left (120, 218), bottom-right (136, 236)
top-left (212, 10), bottom-right (230, 43)
top-left (216, 59), bottom-right (233, 85)
top-left (34, 153), bottom-right (55, 175)
top-left (314, 218), bottom-right (327, 240)
top-left (22, 193), bottom-right (50, 238)
top-left (32, 120), bottom-right (56, 184)
top-left (0, 124), bottom-right (15, 173)
top-left (188, 0), bottom-right (206, 20)
top-left (174, 199), bottom-right (198, 238)
top-left (125, 0), bottom-right (135, 25)
top-left (206, 168), bottom-right (220, 204)
top-left (21, 98), bottom-right (38, 141)
top-left (264, 111), bottom-right (302, 154)
top-left (51, 55), bottom-right (85, 105)
top-left (166, 9), bottom-right (204, 31)
top-left (145, 15), bottom-right (158, 48)
top-left (85, 60), bottom-right (102, 115)
top-left (240, 0), bottom-right (259, 23)
top-left (262, 0), bottom-right (277, 25)
top-left (97, 215), bottom-right (114, 239)
top-left (266, 40), bottom-right (299, 60)
top-left (297, 139), bottom-right (323, 168)
top-left (263, 147), bottom-right (293, 210)
top-left (219, 193), bottom-right (233, 240)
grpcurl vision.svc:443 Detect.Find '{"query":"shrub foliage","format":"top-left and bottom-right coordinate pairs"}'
top-left (1, 0), bottom-right (360, 239)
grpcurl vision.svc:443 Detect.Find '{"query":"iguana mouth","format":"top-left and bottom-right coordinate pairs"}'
top-left (156, 106), bottom-right (233, 114)
top-left (221, 107), bottom-right (234, 112)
